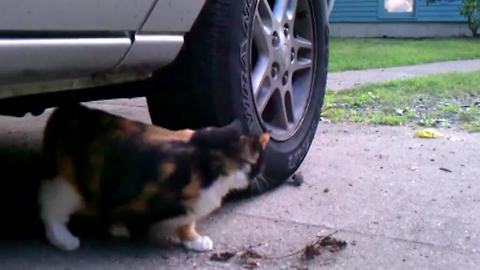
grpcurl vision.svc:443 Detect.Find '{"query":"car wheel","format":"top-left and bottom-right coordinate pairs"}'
top-left (147, 0), bottom-right (328, 194)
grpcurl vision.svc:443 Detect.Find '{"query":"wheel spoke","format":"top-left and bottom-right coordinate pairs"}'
top-left (277, 93), bottom-right (291, 128)
top-left (253, 9), bottom-right (272, 54)
top-left (252, 57), bottom-right (271, 96)
top-left (272, 0), bottom-right (289, 22)
top-left (293, 35), bottom-right (313, 51)
top-left (292, 58), bottom-right (312, 73)
top-left (291, 35), bottom-right (313, 73)
top-left (255, 0), bottom-right (274, 35)
top-left (273, 0), bottom-right (298, 23)
top-left (286, 0), bottom-right (298, 23)
top-left (258, 0), bottom-right (274, 23)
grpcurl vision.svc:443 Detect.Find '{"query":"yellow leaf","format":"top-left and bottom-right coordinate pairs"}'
top-left (414, 128), bottom-right (442, 139)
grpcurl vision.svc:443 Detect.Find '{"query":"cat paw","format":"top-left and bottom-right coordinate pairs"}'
top-left (47, 232), bottom-right (80, 251)
top-left (183, 236), bottom-right (213, 252)
top-left (45, 223), bottom-right (80, 251)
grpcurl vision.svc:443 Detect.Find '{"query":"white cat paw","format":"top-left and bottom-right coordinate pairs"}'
top-left (47, 232), bottom-right (80, 251)
top-left (183, 235), bottom-right (213, 252)
top-left (46, 223), bottom-right (80, 251)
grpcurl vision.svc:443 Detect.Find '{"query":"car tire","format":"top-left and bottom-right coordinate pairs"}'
top-left (147, 0), bottom-right (329, 195)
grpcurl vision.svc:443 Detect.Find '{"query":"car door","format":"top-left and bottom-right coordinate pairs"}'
top-left (0, 0), bottom-right (155, 85)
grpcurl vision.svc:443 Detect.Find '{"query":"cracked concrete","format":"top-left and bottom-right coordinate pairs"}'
top-left (0, 99), bottom-right (479, 269)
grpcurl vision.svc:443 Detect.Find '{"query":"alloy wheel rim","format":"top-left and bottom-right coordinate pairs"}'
top-left (250, 0), bottom-right (315, 141)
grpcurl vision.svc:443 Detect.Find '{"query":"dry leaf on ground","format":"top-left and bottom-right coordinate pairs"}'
top-left (302, 234), bottom-right (347, 260)
top-left (210, 251), bottom-right (237, 262)
top-left (319, 236), bottom-right (348, 253)
top-left (414, 128), bottom-right (442, 139)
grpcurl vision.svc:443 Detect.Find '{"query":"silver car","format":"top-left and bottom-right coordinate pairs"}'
top-left (0, 0), bottom-right (330, 194)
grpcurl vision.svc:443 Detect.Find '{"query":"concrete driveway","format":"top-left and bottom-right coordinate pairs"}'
top-left (0, 99), bottom-right (479, 269)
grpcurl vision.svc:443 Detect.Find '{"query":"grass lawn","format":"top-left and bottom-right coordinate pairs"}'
top-left (322, 71), bottom-right (480, 132)
top-left (329, 38), bottom-right (480, 72)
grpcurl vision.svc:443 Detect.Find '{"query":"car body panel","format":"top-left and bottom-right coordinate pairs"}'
top-left (141, 0), bottom-right (205, 33)
top-left (114, 35), bottom-right (183, 72)
top-left (0, 0), bottom-right (207, 102)
top-left (0, 38), bottom-right (131, 87)
top-left (0, 0), bottom-right (154, 31)
top-left (0, 71), bottom-right (150, 102)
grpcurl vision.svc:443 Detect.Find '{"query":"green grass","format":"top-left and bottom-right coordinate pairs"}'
top-left (322, 71), bottom-right (480, 132)
top-left (464, 121), bottom-right (480, 132)
top-left (329, 38), bottom-right (480, 72)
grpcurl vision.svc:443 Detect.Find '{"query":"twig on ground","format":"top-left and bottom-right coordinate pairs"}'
top-left (209, 231), bottom-right (347, 267)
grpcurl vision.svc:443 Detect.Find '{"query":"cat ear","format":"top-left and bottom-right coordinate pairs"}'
top-left (259, 133), bottom-right (270, 149)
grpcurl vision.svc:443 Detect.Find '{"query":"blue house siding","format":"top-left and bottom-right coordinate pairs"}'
top-left (330, 0), bottom-right (378, 22)
top-left (331, 0), bottom-right (467, 23)
top-left (415, 1), bottom-right (465, 22)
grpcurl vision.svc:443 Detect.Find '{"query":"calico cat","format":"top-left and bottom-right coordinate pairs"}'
top-left (39, 104), bottom-right (269, 252)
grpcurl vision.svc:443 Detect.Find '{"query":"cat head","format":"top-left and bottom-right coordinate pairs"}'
top-left (190, 127), bottom-right (270, 180)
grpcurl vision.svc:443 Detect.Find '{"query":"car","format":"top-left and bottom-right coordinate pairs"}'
top-left (0, 0), bottom-right (330, 195)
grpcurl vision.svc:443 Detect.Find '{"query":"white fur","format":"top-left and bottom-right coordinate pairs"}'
top-left (151, 169), bottom-right (250, 251)
top-left (183, 236), bottom-right (213, 252)
top-left (39, 177), bottom-right (82, 251)
top-left (44, 222), bottom-right (80, 251)
top-left (159, 169), bottom-right (249, 227)
top-left (193, 169), bottom-right (249, 217)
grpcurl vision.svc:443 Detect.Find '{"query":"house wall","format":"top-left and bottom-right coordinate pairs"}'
top-left (329, 0), bottom-right (469, 37)
top-left (415, 0), bottom-right (465, 22)
top-left (330, 0), bottom-right (466, 22)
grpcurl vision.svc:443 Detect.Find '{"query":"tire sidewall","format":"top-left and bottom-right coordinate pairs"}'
top-left (222, 0), bottom-right (329, 181)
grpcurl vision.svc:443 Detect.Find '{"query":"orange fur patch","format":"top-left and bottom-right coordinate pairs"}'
top-left (117, 118), bottom-right (140, 133)
top-left (144, 126), bottom-right (194, 143)
top-left (182, 176), bottom-right (202, 206)
top-left (57, 154), bottom-right (76, 183)
top-left (176, 222), bottom-right (200, 241)
top-left (259, 133), bottom-right (270, 149)
top-left (160, 162), bottom-right (177, 180)
top-left (183, 176), bottom-right (201, 198)
top-left (127, 198), bottom-right (148, 213)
